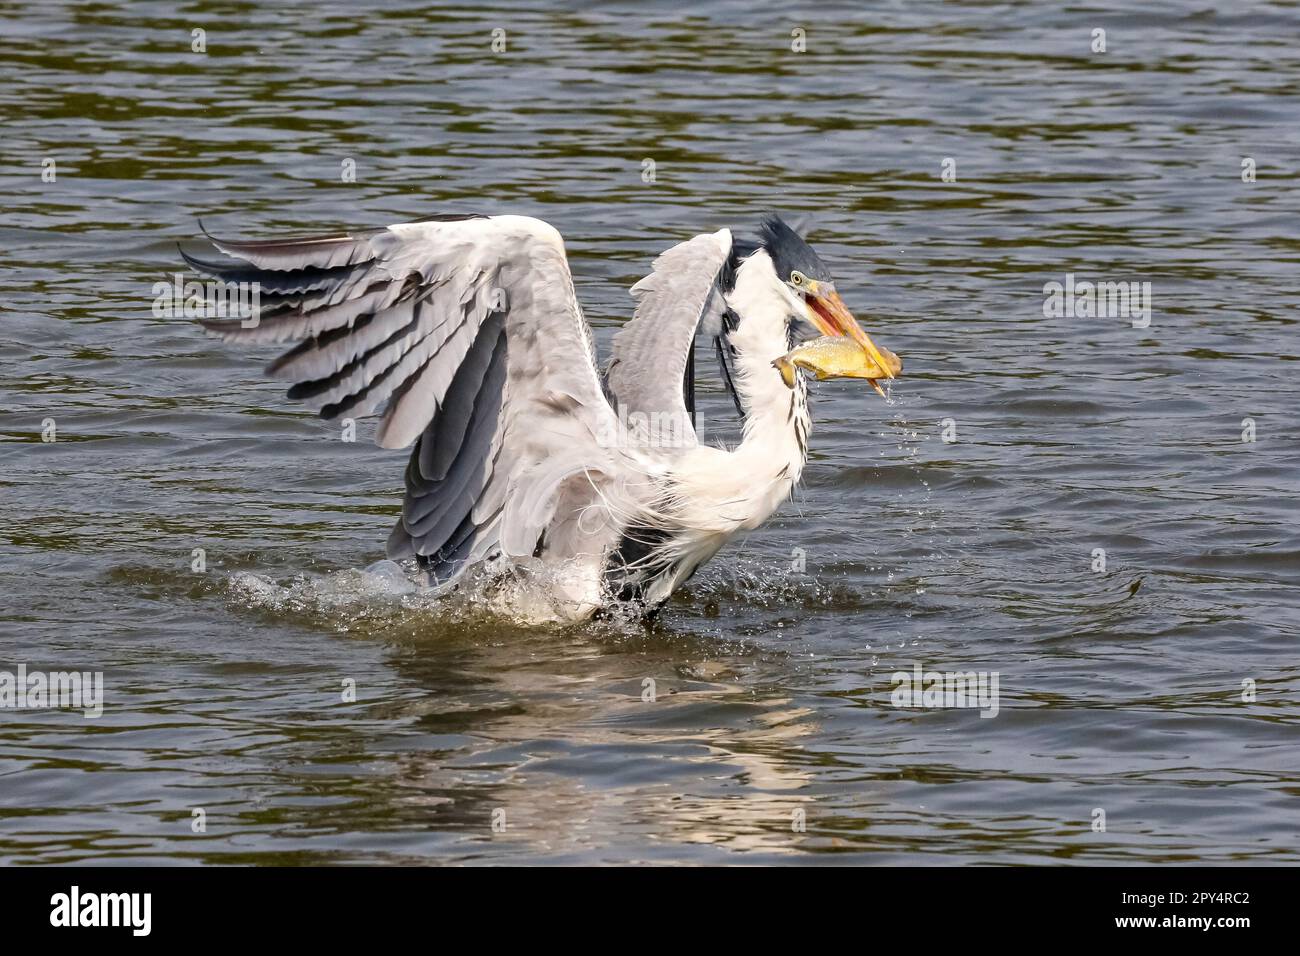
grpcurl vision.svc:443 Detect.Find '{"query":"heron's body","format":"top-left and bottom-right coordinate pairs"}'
top-left (189, 213), bottom-right (893, 623)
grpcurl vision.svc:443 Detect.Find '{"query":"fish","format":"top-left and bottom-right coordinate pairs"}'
top-left (772, 335), bottom-right (903, 396)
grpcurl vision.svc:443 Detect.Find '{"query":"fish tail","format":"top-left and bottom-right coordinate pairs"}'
top-left (772, 356), bottom-right (797, 389)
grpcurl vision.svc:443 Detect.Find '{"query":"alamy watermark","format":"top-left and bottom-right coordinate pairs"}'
top-left (152, 273), bottom-right (261, 327)
top-left (891, 662), bottom-right (999, 718)
top-left (0, 664), bottom-right (103, 718)
top-left (596, 405), bottom-right (695, 449)
top-left (50, 886), bottom-right (150, 936)
top-left (1043, 273), bottom-right (1151, 329)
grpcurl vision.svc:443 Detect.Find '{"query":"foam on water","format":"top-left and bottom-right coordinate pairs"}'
top-left (225, 557), bottom-right (639, 630)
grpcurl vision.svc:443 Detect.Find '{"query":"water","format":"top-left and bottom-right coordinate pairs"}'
top-left (2, 0), bottom-right (1298, 864)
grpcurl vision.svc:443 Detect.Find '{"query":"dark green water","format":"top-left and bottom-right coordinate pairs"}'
top-left (1, 0), bottom-right (1297, 863)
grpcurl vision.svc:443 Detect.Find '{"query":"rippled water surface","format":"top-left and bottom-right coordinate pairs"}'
top-left (2, 0), bottom-right (1298, 864)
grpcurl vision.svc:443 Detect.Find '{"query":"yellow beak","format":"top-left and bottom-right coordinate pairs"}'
top-left (805, 288), bottom-right (899, 394)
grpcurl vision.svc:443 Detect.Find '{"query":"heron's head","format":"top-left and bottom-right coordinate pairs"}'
top-left (755, 214), bottom-right (899, 389)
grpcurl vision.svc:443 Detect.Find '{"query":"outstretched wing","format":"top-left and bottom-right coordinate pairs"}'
top-left (189, 213), bottom-right (626, 582)
top-left (604, 228), bottom-right (734, 447)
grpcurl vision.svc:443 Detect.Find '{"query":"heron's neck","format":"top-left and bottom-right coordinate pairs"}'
top-left (725, 255), bottom-right (811, 484)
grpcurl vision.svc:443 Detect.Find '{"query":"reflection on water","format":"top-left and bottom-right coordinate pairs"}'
top-left (2, 0), bottom-right (1298, 863)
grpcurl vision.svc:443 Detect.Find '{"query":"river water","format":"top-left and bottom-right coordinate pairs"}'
top-left (1, 0), bottom-right (1297, 863)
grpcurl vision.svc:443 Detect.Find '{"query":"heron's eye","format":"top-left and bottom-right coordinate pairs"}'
top-left (790, 271), bottom-right (806, 287)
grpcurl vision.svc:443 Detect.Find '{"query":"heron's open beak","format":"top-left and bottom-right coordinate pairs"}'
top-left (805, 287), bottom-right (900, 395)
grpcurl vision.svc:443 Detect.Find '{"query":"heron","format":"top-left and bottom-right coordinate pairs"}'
top-left (184, 213), bottom-right (901, 623)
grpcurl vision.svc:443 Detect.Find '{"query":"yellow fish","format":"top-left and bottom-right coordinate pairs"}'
top-left (773, 335), bottom-right (903, 396)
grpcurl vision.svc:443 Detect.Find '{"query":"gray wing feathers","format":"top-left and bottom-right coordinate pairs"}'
top-left (206, 229), bottom-right (379, 271)
top-left (390, 315), bottom-right (507, 569)
top-left (605, 228), bottom-right (732, 446)
top-left (493, 242), bottom-right (625, 563)
top-left (191, 214), bottom-right (627, 582)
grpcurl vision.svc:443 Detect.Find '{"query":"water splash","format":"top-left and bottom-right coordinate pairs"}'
top-left (225, 556), bottom-right (633, 631)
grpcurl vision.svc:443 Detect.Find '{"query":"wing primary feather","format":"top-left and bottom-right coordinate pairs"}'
top-left (199, 221), bottom-right (378, 271)
top-left (417, 311), bottom-right (507, 482)
top-left (714, 333), bottom-right (744, 419)
top-left (683, 340), bottom-right (696, 429)
top-left (179, 246), bottom-right (376, 296)
top-left (401, 320), bottom-right (507, 545)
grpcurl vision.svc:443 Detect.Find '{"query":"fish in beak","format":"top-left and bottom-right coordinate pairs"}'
top-left (773, 335), bottom-right (901, 391)
top-left (802, 283), bottom-right (901, 396)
